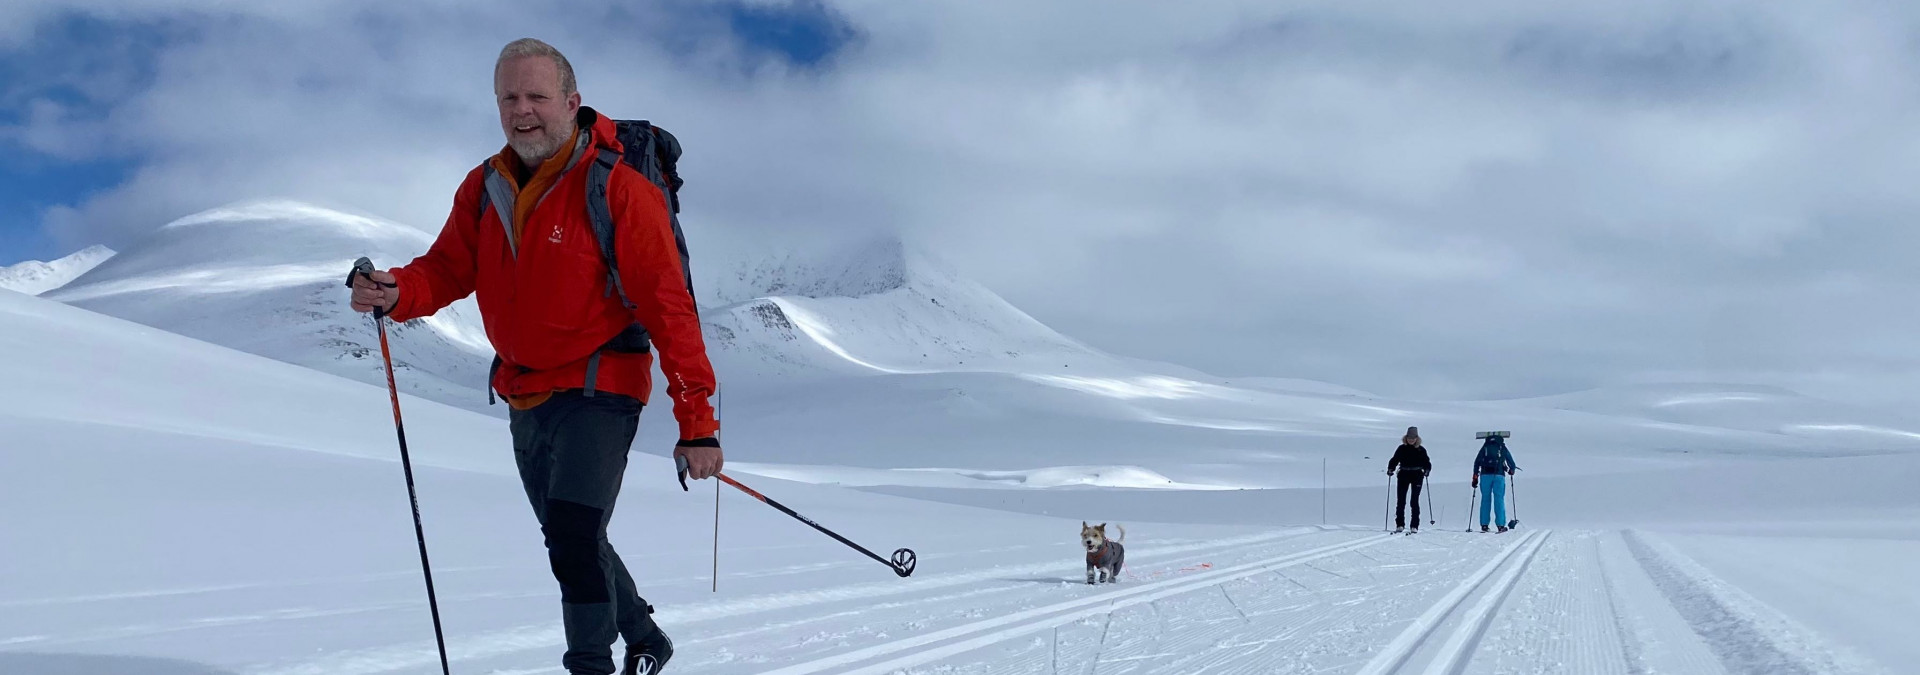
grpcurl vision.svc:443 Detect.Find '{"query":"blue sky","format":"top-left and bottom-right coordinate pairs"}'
top-left (0, 14), bottom-right (179, 264)
top-left (0, 154), bottom-right (132, 263)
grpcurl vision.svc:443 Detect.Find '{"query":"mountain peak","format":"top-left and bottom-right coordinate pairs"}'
top-left (699, 234), bottom-right (1104, 378)
top-left (710, 235), bottom-right (912, 305)
top-left (0, 244), bottom-right (118, 296)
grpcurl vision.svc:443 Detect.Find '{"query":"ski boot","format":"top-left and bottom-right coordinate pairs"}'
top-left (621, 625), bottom-right (674, 675)
top-left (1480, 525), bottom-right (1490, 533)
top-left (1497, 525), bottom-right (1509, 534)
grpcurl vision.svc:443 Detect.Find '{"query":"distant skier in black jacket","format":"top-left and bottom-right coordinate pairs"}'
top-left (1387, 426), bottom-right (1432, 532)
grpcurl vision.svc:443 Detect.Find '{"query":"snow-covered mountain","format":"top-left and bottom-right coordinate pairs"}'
top-left (704, 236), bottom-right (1106, 379)
top-left (0, 244), bottom-right (115, 295)
top-left (37, 199), bottom-right (1920, 491)
top-left (37, 200), bottom-right (1129, 413)
top-left (44, 201), bottom-right (496, 414)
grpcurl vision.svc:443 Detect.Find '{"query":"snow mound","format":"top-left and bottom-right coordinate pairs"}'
top-left (0, 244), bottom-right (115, 295)
top-left (704, 236), bottom-right (1105, 378)
top-left (0, 280), bottom-right (505, 473)
top-left (45, 200), bottom-right (496, 414)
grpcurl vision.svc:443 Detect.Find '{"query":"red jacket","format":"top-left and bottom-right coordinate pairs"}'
top-left (385, 109), bottom-right (718, 441)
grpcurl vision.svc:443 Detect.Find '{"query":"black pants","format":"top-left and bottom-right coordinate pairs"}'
top-left (509, 390), bottom-right (658, 675)
top-left (1395, 471), bottom-right (1425, 528)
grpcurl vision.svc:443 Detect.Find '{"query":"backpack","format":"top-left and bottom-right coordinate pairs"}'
top-left (1475, 438), bottom-right (1511, 474)
top-left (477, 110), bottom-right (694, 403)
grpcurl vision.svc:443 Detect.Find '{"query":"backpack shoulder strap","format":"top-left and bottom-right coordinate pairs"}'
top-left (585, 147), bottom-right (633, 311)
top-left (577, 121), bottom-right (699, 397)
top-left (582, 147), bottom-right (635, 399)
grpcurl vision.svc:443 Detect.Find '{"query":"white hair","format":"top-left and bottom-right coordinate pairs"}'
top-left (495, 37), bottom-right (577, 95)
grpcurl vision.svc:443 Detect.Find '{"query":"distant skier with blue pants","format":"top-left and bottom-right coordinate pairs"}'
top-left (1471, 436), bottom-right (1518, 533)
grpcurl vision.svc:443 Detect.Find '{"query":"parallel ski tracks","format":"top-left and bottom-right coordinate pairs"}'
top-left (762, 533), bottom-right (1396, 675)
top-left (1355, 529), bottom-right (1552, 675)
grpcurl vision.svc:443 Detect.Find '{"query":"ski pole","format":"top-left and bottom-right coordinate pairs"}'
top-left (1508, 471), bottom-right (1520, 529)
top-left (1465, 477), bottom-right (1477, 533)
top-left (1426, 471), bottom-right (1435, 526)
top-left (346, 258), bottom-right (451, 675)
top-left (1383, 471), bottom-right (1392, 532)
top-left (711, 386), bottom-right (721, 593)
top-left (679, 457), bottom-right (916, 577)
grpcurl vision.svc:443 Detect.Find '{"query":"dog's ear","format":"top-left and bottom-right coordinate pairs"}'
top-left (1081, 521), bottom-right (1088, 528)
top-left (1097, 523), bottom-right (1106, 532)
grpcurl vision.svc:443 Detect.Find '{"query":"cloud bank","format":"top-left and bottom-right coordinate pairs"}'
top-left (5, 0), bottom-right (1918, 407)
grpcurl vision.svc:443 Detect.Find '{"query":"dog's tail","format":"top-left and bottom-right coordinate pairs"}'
top-left (1115, 524), bottom-right (1126, 542)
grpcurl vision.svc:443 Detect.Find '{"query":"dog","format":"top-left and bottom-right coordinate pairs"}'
top-left (1081, 521), bottom-right (1126, 584)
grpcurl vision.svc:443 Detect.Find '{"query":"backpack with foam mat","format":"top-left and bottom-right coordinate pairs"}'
top-left (1475, 437), bottom-right (1511, 475)
top-left (478, 108), bottom-right (695, 403)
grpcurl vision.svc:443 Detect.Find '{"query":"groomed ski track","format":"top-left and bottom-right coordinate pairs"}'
top-left (240, 527), bottom-right (1892, 675)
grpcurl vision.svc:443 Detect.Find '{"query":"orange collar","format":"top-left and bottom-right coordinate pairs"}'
top-left (487, 126), bottom-right (583, 244)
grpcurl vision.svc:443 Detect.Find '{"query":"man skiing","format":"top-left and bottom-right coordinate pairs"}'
top-left (1471, 435), bottom-right (1518, 533)
top-left (1386, 426), bottom-right (1431, 533)
top-left (347, 37), bottom-right (717, 675)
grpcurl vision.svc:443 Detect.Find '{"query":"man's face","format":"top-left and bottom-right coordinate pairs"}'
top-left (495, 55), bottom-right (580, 165)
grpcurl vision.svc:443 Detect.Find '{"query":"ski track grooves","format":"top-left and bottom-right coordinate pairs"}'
top-left (242, 528), bottom-right (1327, 675)
top-left (760, 533), bottom-right (1393, 675)
top-left (1420, 531), bottom-right (1550, 675)
top-left (1622, 530), bottom-right (1889, 675)
top-left (1354, 530), bottom-right (1547, 675)
top-left (1595, 535), bottom-right (1652, 675)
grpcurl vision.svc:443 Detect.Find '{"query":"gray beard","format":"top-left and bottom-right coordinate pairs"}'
top-left (510, 126), bottom-right (572, 167)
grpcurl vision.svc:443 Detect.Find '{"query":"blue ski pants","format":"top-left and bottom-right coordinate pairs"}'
top-left (1478, 473), bottom-right (1507, 527)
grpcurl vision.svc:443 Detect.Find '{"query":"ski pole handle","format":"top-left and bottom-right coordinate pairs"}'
top-left (346, 257), bottom-right (396, 320)
top-left (675, 453), bottom-right (691, 492)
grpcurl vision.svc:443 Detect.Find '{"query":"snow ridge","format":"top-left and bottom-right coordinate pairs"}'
top-left (44, 200), bottom-right (496, 414)
top-left (0, 244), bottom-right (115, 295)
